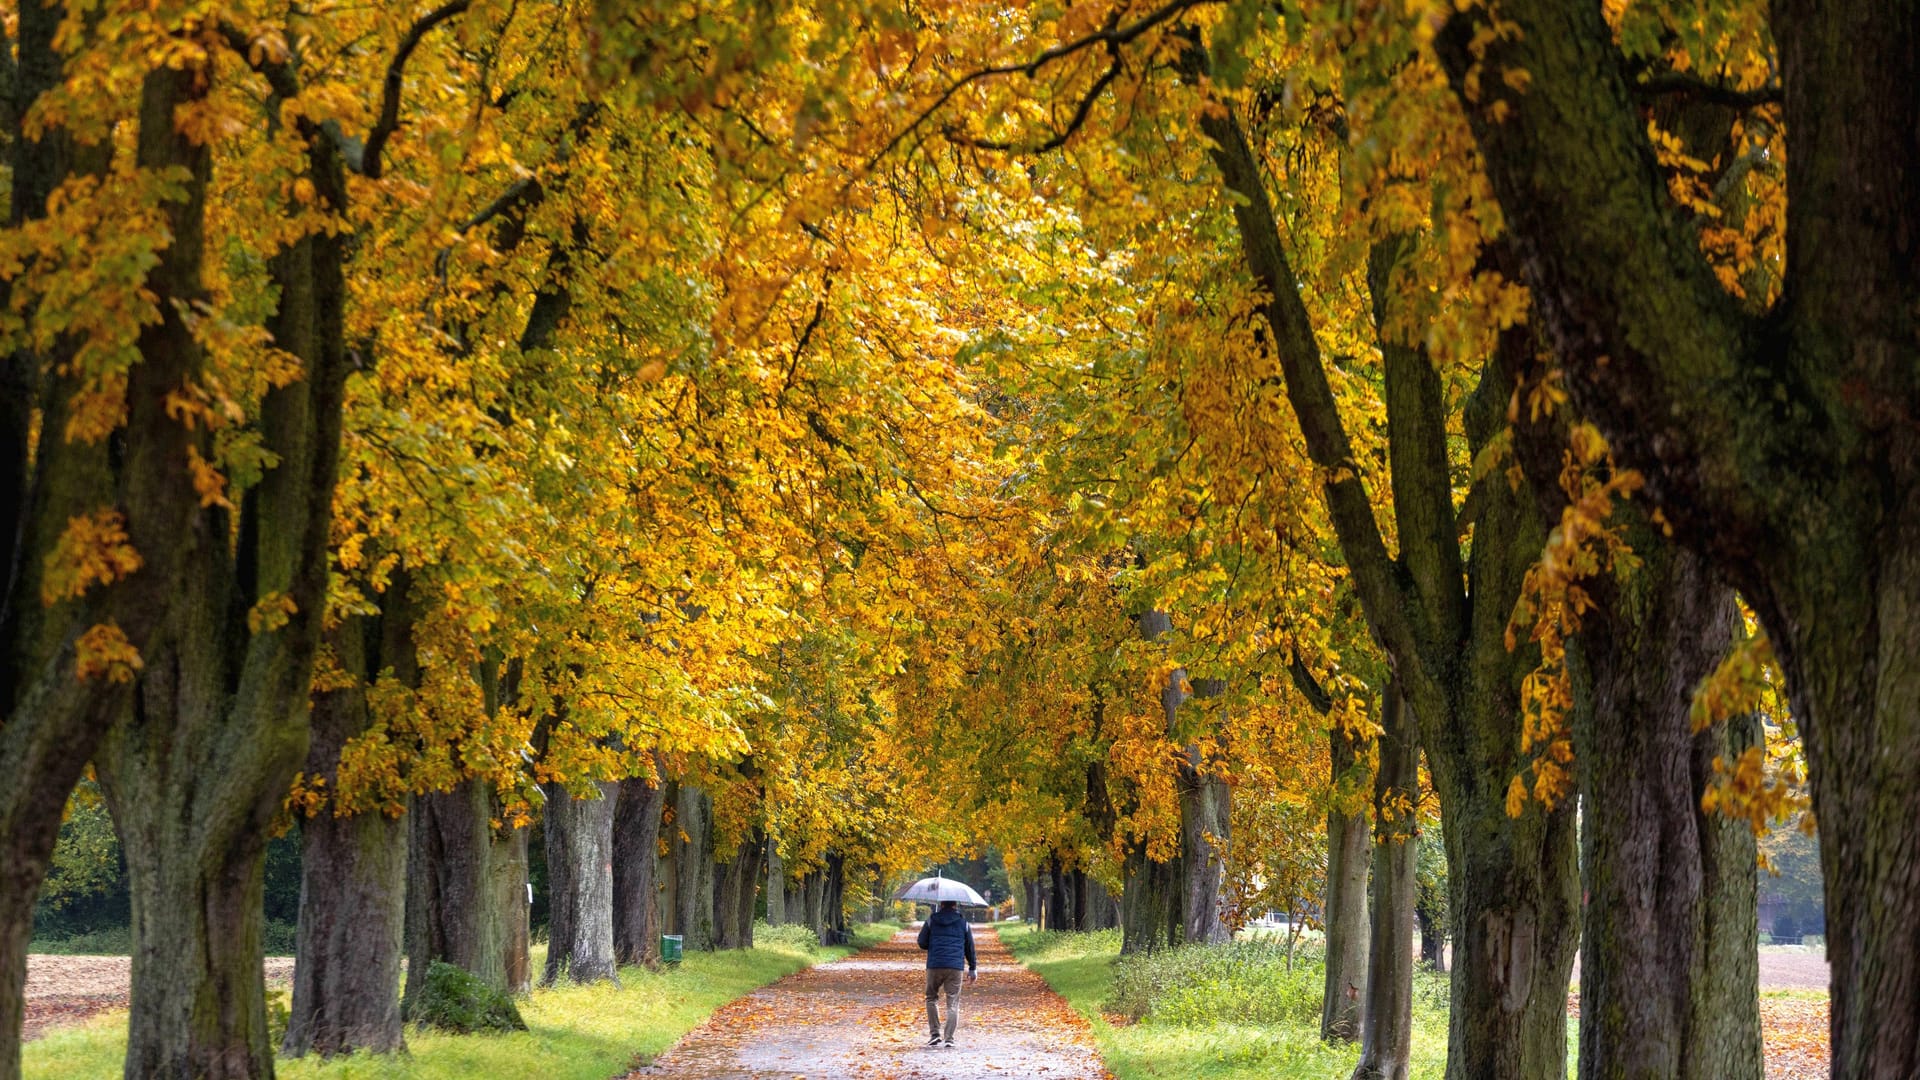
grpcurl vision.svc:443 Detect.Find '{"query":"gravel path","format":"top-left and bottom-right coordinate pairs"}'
top-left (632, 926), bottom-right (1111, 1080)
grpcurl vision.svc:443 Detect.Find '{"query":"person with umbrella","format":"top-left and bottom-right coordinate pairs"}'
top-left (899, 875), bottom-right (983, 1048)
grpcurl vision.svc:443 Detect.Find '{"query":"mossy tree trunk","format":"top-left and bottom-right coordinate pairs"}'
top-left (542, 779), bottom-right (620, 985)
top-left (1352, 686), bottom-right (1418, 1080)
top-left (612, 770), bottom-right (666, 966)
top-left (764, 847), bottom-right (787, 926)
top-left (1180, 678), bottom-right (1232, 946)
top-left (1193, 78), bottom-right (1581, 1078)
top-left (1432, 1), bottom-right (1920, 1073)
top-left (97, 44), bottom-right (355, 1078)
top-left (713, 829), bottom-right (765, 949)
top-left (284, 593), bottom-right (412, 1058)
top-left (1045, 853), bottom-right (1069, 931)
top-left (1563, 540), bottom-right (1761, 1080)
top-left (405, 781), bottom-right (507, 1011)
top-left (0, 8), bottom-right (165, 1077)
top-left (1322, 723), bottom-right (1372, 1042)
top-left (671, 784), bottom-right (715, 951)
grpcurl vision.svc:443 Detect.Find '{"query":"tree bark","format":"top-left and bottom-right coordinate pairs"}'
top-left (671, 784), bottom-right (715, 950)
top-left (1, 13), bottom-right (253, 1079)
top-left (1322, 724), bottom-right (1372, 1042)
top-left (98, 47), bottom-right (353, 1077)
top-left (822, 853), bottom-right (848, 943)
top-left (612, 772), bottom-right (665, 966)
top-left (1417, 901), bottom-right (1447, 973)
top-left (1352, 687), bottom-right (1418, 1080)
top-left (0, 10), bottom-right (137, 1074)
top-left (801, 870), bottom-right (826, 940)
top-left (1190, 85), bottom-right (1583, 1077)
top-left (713, 830), bottom-right (765, 949)
top-left (1120, 841), bottom-right (1181, 954)
top-left (284, 607), bottom-right (408, 1058)
top-left (1046, 853), bottom-right (1070, 931)
top-left (492, 820), bottom-right (531, 994)
top-left (1180, 677), bottom-right (1232, 946)
top-left (764, 846), bottom-right (787, 926)
top-left (1571, 542), bottom-right (1761, 1080)
top-left (541, 780), bottom-right (620, 985)
top-left (1071, 868), bottom-right (1089, 931)
top-left (1428, 2), bottom-right (1920, 1072)
top-left (405, 781), bottom-right (507, 1011)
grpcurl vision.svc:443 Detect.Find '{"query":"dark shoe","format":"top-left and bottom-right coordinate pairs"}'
top-left (944, 1040), bottom-right (955, 1049)
top-left (927, 1036), bottom-right (943, 1048)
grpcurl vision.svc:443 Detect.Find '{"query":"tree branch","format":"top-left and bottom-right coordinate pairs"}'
top-left (1631, 72), bottom-right (1781, 111)
top-left (362, 0), bottom-right (472, 179)
top-left (1431, 0), bottom-right (1767, 551)
top-left (867, 0), bottom-right (1212, 168)
top-left (1181, 45), bottom-right (1420, 674)
top-left (1370, 236), bottom-right (1467, 653)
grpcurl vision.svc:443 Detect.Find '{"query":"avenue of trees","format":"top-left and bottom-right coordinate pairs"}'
top-left (0, 1), bottom-right (1900, 1079)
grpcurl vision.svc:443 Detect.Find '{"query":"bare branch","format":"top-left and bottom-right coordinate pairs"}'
top-left (867, 0), bottom-right (1213, 168)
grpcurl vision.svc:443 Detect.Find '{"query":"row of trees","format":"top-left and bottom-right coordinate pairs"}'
top-left (5, 1), bottom-right (1905, 1079)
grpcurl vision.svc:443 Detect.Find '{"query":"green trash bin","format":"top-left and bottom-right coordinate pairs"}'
top-left (660, 934), bottom-right (684, 965)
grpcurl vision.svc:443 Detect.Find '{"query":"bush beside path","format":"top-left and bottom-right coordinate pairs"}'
top-left (634, 924), bottom-right (1110, 1080)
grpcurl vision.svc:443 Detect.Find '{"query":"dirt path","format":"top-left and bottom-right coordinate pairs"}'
top-left (633, 926), bottom-right (1111, 1080)
top-left (22, 955), bottom-right (295, 1040)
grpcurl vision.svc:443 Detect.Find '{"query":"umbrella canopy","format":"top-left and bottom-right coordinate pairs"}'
top-left (893, 875), bottom-right (989, 906)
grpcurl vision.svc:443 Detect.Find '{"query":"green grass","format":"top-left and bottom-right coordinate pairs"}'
top-left (1000, 923), bottom-right (1454, 1080)
top-left (25, 920), bottom-right (898, 1080)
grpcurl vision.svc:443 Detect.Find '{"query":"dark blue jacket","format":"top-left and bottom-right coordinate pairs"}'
top-left (917, 909), bottom-right (977, 971)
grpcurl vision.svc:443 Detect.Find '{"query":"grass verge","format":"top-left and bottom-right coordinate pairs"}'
top-left (1000, 922), bottom-right (1454, 1080)
top-left (25, 920), bottom-right (897, 1080)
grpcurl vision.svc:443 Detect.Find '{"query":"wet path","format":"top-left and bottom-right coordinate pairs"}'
top-left (633, 925), bottom-right (1111, 1080)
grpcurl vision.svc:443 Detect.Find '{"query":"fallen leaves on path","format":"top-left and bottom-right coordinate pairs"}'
top-left (632, 927), bottom-right (1111, 1080)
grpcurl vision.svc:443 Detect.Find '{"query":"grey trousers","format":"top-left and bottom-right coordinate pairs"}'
top-left (926, 967), bottom-right (964, 1041)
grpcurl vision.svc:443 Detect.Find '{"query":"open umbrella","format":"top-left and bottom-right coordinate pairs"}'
top-left (893, 874), bottom-right (988, 906)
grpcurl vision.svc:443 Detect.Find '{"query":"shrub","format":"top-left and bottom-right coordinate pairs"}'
top-left (407, 961), bottom-right (528, 1034)
top-left (1107, 938), bottom-right (1325, 1027)
top-left (751, 920), bottom-right (822, 954)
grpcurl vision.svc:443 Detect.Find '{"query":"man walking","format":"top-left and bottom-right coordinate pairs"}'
top-left (917, 900), bottom-right (978, 1048)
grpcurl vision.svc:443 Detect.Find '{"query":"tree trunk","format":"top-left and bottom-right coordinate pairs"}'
top-left (1322, 724), bottom-right (1372, 1042)
top-left (1086, 876), bottom-right (1120, 930)
top-left (1071, 868), bottom-right (1089, 931)
top-left (1352, 687), bottom-right (1418, 1080)
top-left (1193, 70), bottom-right (1582, 1080)
top-left (284, 612), bottom-right (407, 1058)
top-left (1418, 902), bottom-right (1447, 973)
top-left (671, 784), bottom-right (715, 951)
top-left (801, 870), bottom-right (825, 940)
top-left (1120, 842), bottom-right (1181, 954)
top-left (541, 780), bottom-right (620, 985)
top-left (1574, 542), bottom-right (1761, 1080)
top-left (612, 773), bottom-right (665, 966)
top-left (0, 10), bottom-right (142, 1078)
top-left (492, 821), bottom-right (531, 994)
top-left (1426, 0), bottom-right (1920, 1071)
top-left (1181, 680), bottom-right (1233, 946)
top-left (713, 830), bottom-right (765, 949)
top-left (764, 846), bottom-right (786, 926)
top-left (405, 781), bottom-right (506, 1011)
top-left (822, 853), bottom-right (848, 943)
top-left (1046, 854), bottom-right (1069, 931)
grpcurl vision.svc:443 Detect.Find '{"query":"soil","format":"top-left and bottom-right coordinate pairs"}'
top-left (631, 926), bottom-right (1111, 1080)
top-left (21, 954), bottom-right (295, 1041)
